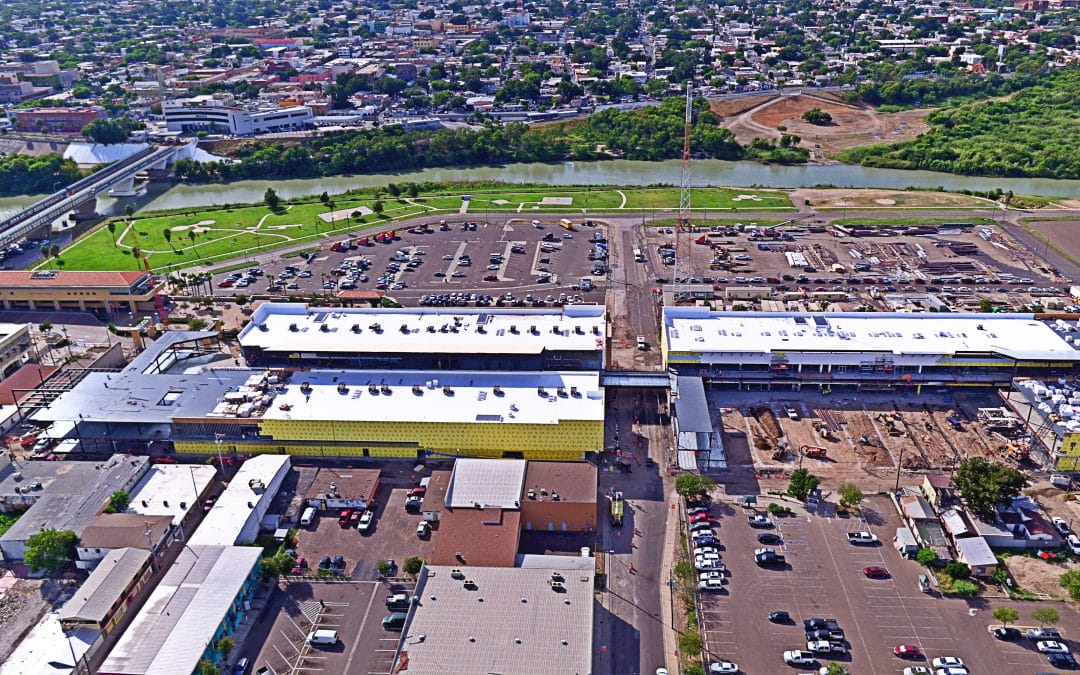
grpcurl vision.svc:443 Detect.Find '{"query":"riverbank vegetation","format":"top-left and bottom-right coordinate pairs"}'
top-left (173, 97), bottom-right (808, 184)
top-left (0, 153), bottom-right (83, 197)
top-left (840, 67), bottom-right (1079, 179)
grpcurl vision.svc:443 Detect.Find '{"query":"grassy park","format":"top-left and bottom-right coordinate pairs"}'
top-left (41, 184), bottom-right (796, 272)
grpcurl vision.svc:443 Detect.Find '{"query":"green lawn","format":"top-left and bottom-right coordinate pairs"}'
top-left (648, 217), bottom-right (793, 228)
top-left (47, 185), bottom-right (794, 272)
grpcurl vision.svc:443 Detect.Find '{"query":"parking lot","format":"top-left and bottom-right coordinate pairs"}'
top-left (209, 217), bottom-right (610, 307)
top-left (238, 579), bottom-right (415, 675)
top-left (690, 494), bottom-right (1080, 674)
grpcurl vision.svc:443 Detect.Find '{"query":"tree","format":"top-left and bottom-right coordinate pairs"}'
top-left (824, 664), bottom-right (848, 675)
top-left (952, 457), bottom-right (1026, 517)
top-left (951, 579), bottom-right (978, 596)
top-left (372, 200), bottom-right (384, 216)
top-left (377, 559), bottom-right (394, 576)
top-left (1032, 606), bottom-right (1060, 628)
top-left (188, 318), bottom-right (210, 331)
top-left (838, 483), bottom-right (863, 510)
top-left (406, 183), bottom-right (420, 198)
top-left (38, 321), bottom-right (52, 333)
top-left (163, 228), bottom-right (173, 249)
top-left (801, 107), bottom-right (833, 125)
top-left (264, 187), bottom-right (281, 211)
top-left (81, 118), bottom-right (135, 144)
top-left (124, 204), bottom-right (134, 220)
top-left (787, 468), bottom-right (820, 500)
top-left (261, 551), bottom-right (296, 579)
top-left (386, 182), bottom-right (401, 197)
top-left (916, 547), bottom-right (937, 566)
top-left (1060, 570), bottom-right (1080, 601)
top-left (197, 659), bottom-right (220, 675)
top-left (107, 220), bottom-right (118, 246)
top-left (215, 635), bottom-right (234, 661)
top-left (105, 489), bottom-right (130, 513)
top-left (993, 606), bottom-right (1019, 628)
top-left (945, 561), bottom-right (971, 580)
top-left (404, 556), bottom-right (424, 576)
top-left (24, 528), bottom-right (78, 572)
top-left (675, 474), bottom-right (715, 502)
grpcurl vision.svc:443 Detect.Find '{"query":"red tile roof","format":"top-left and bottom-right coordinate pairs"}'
top-left (0, 365), bottom-right (59, 406)
top-left (0, 271), bottom-right (148, 288)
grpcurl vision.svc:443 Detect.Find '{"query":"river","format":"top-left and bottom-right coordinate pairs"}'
top-left (1, 159), bottom-right (1078, 217)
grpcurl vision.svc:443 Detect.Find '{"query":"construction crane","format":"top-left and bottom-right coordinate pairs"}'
top-left (674, 84), bottom-right (694, 304)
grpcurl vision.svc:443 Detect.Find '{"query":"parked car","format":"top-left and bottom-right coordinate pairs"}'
top-left (699, 578), bottom-right (726, 592)
top-left (931, 657), bottom-right (964, 668)
top-left (748, 514), bottom-right (773, 528)
top-left (1048, 652), bottom-right (1078, 668)
top-left (757, 533), bottom-right (783, 545)
top-left (338, 509), bottom-right (353, 526)
top-left (903, 668), bottom-right (932, 675)
top-left (768, 611), bottom-right (791, 623)
top-left (993, 627), bottom-right (1022, 641)
top-left (847, 531), bottom-right (879, 545)
top-left (417, 521), bottom-right (431, 537)
top-left (707, 661), bottom-right (738, 673)
top-left (1027, 627), bottom-right (1062, 639)
top-left (783, 650), bottom-right (815, 666)
top-left (1052, 516), bottom-right (1071, 536)
top-left (357, 510), bottom-right (374, 532)
top-left (894, 645), bottom-right (922, 659)
top-left (1067, 534), bottom-right (1080, 555)
top-left (863, 565), bottom-right (890, 579)
top-left (1038, 641), bottom-right (1071, 654)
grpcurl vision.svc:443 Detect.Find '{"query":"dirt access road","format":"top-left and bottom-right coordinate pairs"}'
top-left (711, 92), bottom-right (931, 161)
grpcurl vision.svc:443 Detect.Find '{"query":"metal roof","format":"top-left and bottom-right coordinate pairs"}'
top-left (674, 376), bottom-right (712, 433)
top-left (59, 547), bottom-right (151, 624)
top-left (445, 459), bottom-right (526, 509)
top-left (98, 545), bottom-right (262, 675)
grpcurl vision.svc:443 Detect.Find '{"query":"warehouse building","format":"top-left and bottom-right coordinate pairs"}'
top-left (162, 96), bottom-right (312, 135)
top-left (97, 545), bottom-right (262, 675)
top-left (237, 303), bottom-right (606, 372)
top-left (663, 308), bottom-right (1080, 390)
top-left (188, 455), bottom-right (290, 546)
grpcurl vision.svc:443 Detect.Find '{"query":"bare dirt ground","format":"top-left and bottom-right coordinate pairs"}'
top-left (790, 188), bottom-right (989, 209)
top-left (1005, 555), bottom-right (1075, 600)
top-left (1024, 220), bottom-right (1080, 262)
top-left (711, 94), bottom-right (932, 160)
top-left (0, 576), bottom-right (75, 663)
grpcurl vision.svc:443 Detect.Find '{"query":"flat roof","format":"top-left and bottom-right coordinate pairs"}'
top-left (98, 545), bottom-right (262, 675)
top-left (187, 455), bottom-right (290, 546)
top-left (955, 536), bottom-right (997, 566)
top-left (398, 564), bottom-right (594, 675)
top-left (663, 308), bottom-right (1080, 362)
top-left (80, 513), bottom-right (173, 550)
top-left (431, 507), bottom-right (522, 568)
top-left (0, 455), bottom-right (149, 548)
top-left (675, 376), bottom-right (712, 433)
top-left (228, 369), bottom-right (604, 425)
top-left (0, 270), bottom-right (147, 289)
top-left (522, 461), bottom-right (597, 504)
top-left (446, 459), bottom-right (526, 509)
top-left (60, 547), bottom-right (151, 624)
top-left (127, 464), bottom-right (216, 526)
top-left (238, 303), bottom-right (606, 355)
top-left (0, 613), bottom-right (97, 675)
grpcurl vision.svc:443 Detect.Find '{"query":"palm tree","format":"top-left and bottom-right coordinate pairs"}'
top-left (107, 221), bottom-right (117, 246)
top-left (187, 230), bottom-right (197, 257)
top-left (163, 228), bottom-right (173, 250)
top-left (124, 204), bottom-right (134, 220)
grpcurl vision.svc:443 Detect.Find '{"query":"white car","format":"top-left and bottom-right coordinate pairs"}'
top-left (693, 546), bottom-right (720, 557)
top-left (357, 510), bottom-right (374, 532)
top-left (748, 514), bottom-right (773, 528)
top-left (846, 531), bottom-right (879, 545)
top-left (931, 657), bottom-right (964, 668)
top-left (934, 668), bottom-right (968, 675)
top-left (1067, 534), bottom-right (1080, 556)
top-left (699, 579), bottom-right (726, 592)
top-left (695, 553), bottom-right (720, 565)
top-left (784, 650), bottom-right (815, 665)
top-left (699, 570), bottom-right (728, 582)
top-left (1038, 640), bottom-right (1070, 654)
top-left (695, 559), bottom-right (724, 572)
top-left (708, 662), bottom-right (738, 673)
top-left (1052, 516), bottom-right (1071, 535)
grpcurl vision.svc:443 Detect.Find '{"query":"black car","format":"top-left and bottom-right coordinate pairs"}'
top-left (1049, 652), bottom-right (1078, 669)
top-left (768, 611), bottom-right (791, 623)
top-left (757, 533), bottom-right (783, 545)
top-left (331, 555), bottom-right (345, 570)
top-left (318, 555), bottom-right (331, 570)
top-left (993, 627), bottom-right (1022, 641)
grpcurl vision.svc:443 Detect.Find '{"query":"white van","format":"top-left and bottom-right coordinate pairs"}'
top-left (308, 629), bottom-right (339, 645)
top-left (300, 507), bottom-right (316, 527)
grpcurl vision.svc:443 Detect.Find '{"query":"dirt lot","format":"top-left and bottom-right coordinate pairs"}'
top-left (1004, 554), bottom-right (1076, 600)
top-left (791, 188), bottom-right (989, 209)
top-left (1024, 219), bottom-right (1080, 262)
top-left (711, 93), bottom-right (932, 160)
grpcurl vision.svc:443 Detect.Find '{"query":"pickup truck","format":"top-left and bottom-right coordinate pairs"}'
top-left (754, 547), bottom-right (785, 565)
top-left (846, 531), bottom-right (879, 545)
top-left (803, 618), bottom-right (842, 632)
top-left (806, 640), bottom-right (849, 655)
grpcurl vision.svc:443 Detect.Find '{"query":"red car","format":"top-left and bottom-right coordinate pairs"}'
top-left (338, 509), bottom-right (353, 526)
top-left (291, 557), bottom-right (307, 575)
top-left (407, 486), bottom-right (427, 498)
top-left (202, 498), bottom-right (216, 513)
top-left (483, 274), bottom-right (498, 281)
top-left (689, 513), bottom-right (718, 524)
top-left (893, 645), bottom-right (922, 659)
top-left (863, 566), bottom-right (890, 579)
top-left (349, 510), bottom-right (362, 525)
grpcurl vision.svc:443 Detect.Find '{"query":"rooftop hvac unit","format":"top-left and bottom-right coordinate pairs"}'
top-left (574, 326), bottom-right (584, 334)
top-left (259, 324), bottom-right (269, 332)
top-left (550, 581), bottom-right (565, 591)
top-left (368, 384), bottom-right (379, 395)
top-left (351, 324), bottom-right (360, 333)
top-left (427, 326), bottom-right (436, 333)
top-left (509, 325), bottom-right (518, 334)
top-left (300, 381), bottom-right (312, 393)
top-left (537, 386), bottom-right (547, 396)
top-left (477, 326), bottom-right (486, 334)
top-left (551, 572), bottom-right (564, 582)
top-left (592, 326), bottom-right (600, 335)
top-left (530, 325), bottom-right (538, 335)
top-left (400, 324), bottom-right (409, 333)
top-left (552, 491), bottom-right (559, 501)
top-left (557, 387), bottom-right (567, 397)
top-left (450, 569), bottom-right (464, 578)
top-left (493, 385), bottom-right (503, 396)
top-left (380, 385), bottom-right (391, 394)
top-left (527, 489), bottom-right (536, 499)
top-left (443, 386), bottom-right (454, 396)
top-left (463, 579), bottom-right (477, 589)
top-left (570, 386), bottom-right (579, 397)
top-left (412, 385), bottom-right (423, 395)
top-left (337, 382), bottom-right (348, 394)
top-left (289, 323), bottom-right (298, 332)
top-left (320, 324), bottom-right (330, 332)
top-left (369, 323), bottom-right (382, 333)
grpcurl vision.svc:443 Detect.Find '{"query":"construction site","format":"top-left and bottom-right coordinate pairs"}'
top-left (713, 389), bottom-right (1051, 486)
